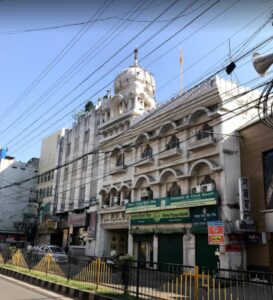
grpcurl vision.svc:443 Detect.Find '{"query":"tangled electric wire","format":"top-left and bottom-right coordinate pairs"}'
top-left (258, 80), bottom-right (273, 128)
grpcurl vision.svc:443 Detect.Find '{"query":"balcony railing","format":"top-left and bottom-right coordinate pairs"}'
top-left (109, 164), bottom-right (127, 175)
top-left (188, 135), bottom-right (216, 151)
top-left (135, 156), bottom-right (154, 167)
top-left (158, 146), bottom-right (182, 161)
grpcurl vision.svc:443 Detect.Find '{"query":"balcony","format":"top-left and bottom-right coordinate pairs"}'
top-left (188, 135), bottom-right (216, 151)
top-left (100, 211), bottom-right (129, 229)
top-left (109, 164), bottom-right (127, 175)
top-left (135, 156), bottom-right (154, 167)
top-left (158, 147), bottom-right (182, 161)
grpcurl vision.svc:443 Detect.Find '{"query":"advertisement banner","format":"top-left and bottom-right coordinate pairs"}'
top-left (208, 221), bottom-right (225, 245)
top-left (126, 191), bottom-right (219, 213)
top-left (67, 212), bottom-right (87, 227)
top-left (130, 208), bottom-right (190, 225)
top-left (87, 212), bottom-right (97, 239)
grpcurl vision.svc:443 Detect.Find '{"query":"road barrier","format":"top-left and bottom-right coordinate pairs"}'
top-left (0, 249), bottom-right (273, 299)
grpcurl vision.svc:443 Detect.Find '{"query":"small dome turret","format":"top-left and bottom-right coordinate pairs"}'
top-left (114, 48), bottom-right (156, 98)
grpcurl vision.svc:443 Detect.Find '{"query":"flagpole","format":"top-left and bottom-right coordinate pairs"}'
top-left (180, 48), bottom-right (183, 96)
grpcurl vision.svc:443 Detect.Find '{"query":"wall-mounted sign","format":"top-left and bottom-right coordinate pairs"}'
top-left (87, 212), bottom-right (97, 239)
top-left (208, 221), bottom-right (225, 245)
top-left (238, 177), bottom-right (252, 221)
top-left (68, 212), bottom-right (88, 227)
top-left (234, 220), bottom-right (256, 232)
top-left (191, 206), bottom-right (219, 227)
top-left (130, 208), bottom-right (190, 225)
top-left (126, 191), bottom-right (219, 213)
top-left (246, 232), bottom-right (267, 244)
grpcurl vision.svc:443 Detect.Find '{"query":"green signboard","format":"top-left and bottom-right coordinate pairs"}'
top-left (191, 206), bottom-right (219, 227)
top-left (130, 208), bottom-right (190, 225)
top-left (126, 191), bottom-right (219, 213)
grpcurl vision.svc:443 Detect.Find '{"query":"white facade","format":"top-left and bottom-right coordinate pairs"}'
top-left (0, 154), bottom-right (38, 245)
top-left (49, 49), bottom-right (260, 270)
top-left (37, 129), bottom-right (65, 245)
top-left (94, 50), bottom-right (260, 270)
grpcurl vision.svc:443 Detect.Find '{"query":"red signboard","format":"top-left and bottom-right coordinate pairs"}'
top-left (208, 221), bottom-right (225, 245)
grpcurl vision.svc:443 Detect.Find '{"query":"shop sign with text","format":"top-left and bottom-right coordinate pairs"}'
top-left (191, 206), bottom-right (219, 227)
top-left (68, 212), bottom-right (88, 227)
top-left (208, 221), bottom-right (225, 245)
top-left (126, 191), bottom-right (219, 213)
top-left (130, 208), bottom-right (190, 225)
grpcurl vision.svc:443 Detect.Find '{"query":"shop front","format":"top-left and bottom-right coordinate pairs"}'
top-left (127, 191), bottom-right (220, 268)
top-left (67, 212), bottom-right (89, 255)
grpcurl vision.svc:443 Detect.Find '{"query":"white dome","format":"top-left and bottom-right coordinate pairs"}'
top-left (114, 50), bottom-right (155, 98)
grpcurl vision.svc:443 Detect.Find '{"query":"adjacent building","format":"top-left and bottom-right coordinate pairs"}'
top-left (36, 129), bottom-right (65, 245)
top-left (54, 105), bottom-right (99, 255)
top-left (0, 148), bottom-right (39, 247)
top-left (239, 120), bottom-right (273, 271)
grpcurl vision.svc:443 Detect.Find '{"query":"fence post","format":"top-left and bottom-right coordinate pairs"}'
top-left (136, 261), bottom-right (140, 299)
top-left (67, 251), bottom-right (71, 281)
top-left (194, 266), bottom-right (199, 300)
top-left (46, 254), bottom-right (51, 276)
top-left (29, 251), bottom-right (33, 271)
top-left (96, 258), bottom-right (101, 290)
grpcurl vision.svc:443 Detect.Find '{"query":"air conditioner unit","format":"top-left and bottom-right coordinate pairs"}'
top-left (121, 199), bottom-right (129, 206)
top-left (102, 204), bottom-right (109, 208)
top-left (141, 190), bottom-right (148, 197)
top-left (191, 185), bottom-right (201, 194)
top-left (112, 196), bottom-right (119, 203)
top-left (201, 183), bottom-right (215, 192)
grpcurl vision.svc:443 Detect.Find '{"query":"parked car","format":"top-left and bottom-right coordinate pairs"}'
top-left (34, 245), bottom-right (68, 264)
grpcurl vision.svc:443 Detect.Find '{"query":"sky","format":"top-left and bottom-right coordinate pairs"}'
top-left (0, 0), bottom-right (273, 162)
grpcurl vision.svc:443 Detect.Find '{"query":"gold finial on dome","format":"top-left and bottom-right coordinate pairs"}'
top-left (134, 48), bottom-right (138, 65)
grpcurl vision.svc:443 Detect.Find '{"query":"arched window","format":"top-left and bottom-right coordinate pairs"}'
top-left (166, 135), bottom-right (179, 150)
top-left (116, 153), bottom-right (124, 166)
top-left (196, 123), bottom-right (213, 140)
top-left (167, 182), bottom-right (181, 197)
top-left (201, 175), bottom-right (216, 187)
top-left (141, 187), bottom-right (153, 200)
top-left (141, 144), bottom-right (153, 158)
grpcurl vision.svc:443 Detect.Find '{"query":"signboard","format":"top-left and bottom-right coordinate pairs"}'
top-left (126, 191), bottom-right (219, 213)
top-left (191, 206), bottom-right (219, 227)
top-left (68, 212), bottom-right (88, 227)
top-left (87, 212), bottom-right (97, 239)
top-left (234, 220), bottom-right (256, 232)
top-left (246, 232), bottom-right (267, 244)
top-left (208, 221), bottom-right (225, 245)
top-left (130, 208), bottom-right (190, 225)
top-left (238, 177), bottom-right (252, 221)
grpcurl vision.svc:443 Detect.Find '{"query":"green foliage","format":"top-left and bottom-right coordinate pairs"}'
top-left (85, 101), bottom-right (94, 112)
top-left (117, 254), bottom-right (134, 294)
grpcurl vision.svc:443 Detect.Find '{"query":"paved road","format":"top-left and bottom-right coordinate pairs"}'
top-left (0, 275), bottom-right (73, 300)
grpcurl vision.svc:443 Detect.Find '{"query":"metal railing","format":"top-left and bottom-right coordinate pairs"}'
top-left (0, 249), bottom-right (273, 299)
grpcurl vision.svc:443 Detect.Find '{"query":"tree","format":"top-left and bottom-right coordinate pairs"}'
top-left (85, 101), bottom-right (94, 112)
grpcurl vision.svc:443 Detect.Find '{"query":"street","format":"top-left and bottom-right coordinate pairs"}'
top-left (0, 275), bottom-right (73, 300)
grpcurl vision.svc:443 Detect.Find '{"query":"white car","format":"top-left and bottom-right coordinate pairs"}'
top-left (36, 245), bottom-right (68, 263)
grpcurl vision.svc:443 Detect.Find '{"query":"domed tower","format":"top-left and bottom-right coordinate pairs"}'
top-left (98, 49), bottom-right (157, 139)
